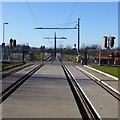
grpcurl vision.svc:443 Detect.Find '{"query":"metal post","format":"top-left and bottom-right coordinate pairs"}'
top-left (42, 50), bottom-right (44, 64)
top-left (22, 46), bottom-right (25, 63)
top-left (39, 48), bottom-right (41, 62)
top-left (107, 37), bottom-right (110, 66)
top-left (99, 49), bottom-right (101, 65)
top-left (3, 23), bottom-right (5, 61)
top-left (3, 23), bottom-right (8, 61)
top-left (78, 18), bottom-right (80, 53)
top-left (54, 32), bottom-right (56, 59)
top-left (3, 23), bottom-right (8, 44)
top-left (3, 24), bottom-right (5, 44)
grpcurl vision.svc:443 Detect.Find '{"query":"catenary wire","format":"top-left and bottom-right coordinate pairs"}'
top-left (62, 1), bottom-right (78, 41)
top-left (24, 0), bottom-right (47, 37)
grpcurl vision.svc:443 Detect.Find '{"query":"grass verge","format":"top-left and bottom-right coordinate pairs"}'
top-left (2, 62), bottom-right (23, 70)
top-left (92, 65), bottom-right (120, 78)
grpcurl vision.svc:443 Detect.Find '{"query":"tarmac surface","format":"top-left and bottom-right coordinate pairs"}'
top-left (2, 61), bottom-right (119, 119)
top-left (2, 63), bottom-right (81, 118)
top-left (2, 64), bottom-right (38, 91)
top-left (78, 65), bottom-right (119, 91)
top-left (67, 65), bottom-right (118, 118)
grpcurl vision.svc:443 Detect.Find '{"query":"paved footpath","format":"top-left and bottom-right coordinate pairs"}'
top-left (2, 63), bottom-right (81, 118)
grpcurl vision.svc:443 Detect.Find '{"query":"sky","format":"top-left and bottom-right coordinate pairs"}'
top-left (1, 1), bottom-right (118, 49)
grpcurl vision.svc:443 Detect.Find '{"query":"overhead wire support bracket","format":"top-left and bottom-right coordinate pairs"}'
top-left (44, 37), bottom-right (67, 39)
top-left (35, 27), bottom-right (77, 29)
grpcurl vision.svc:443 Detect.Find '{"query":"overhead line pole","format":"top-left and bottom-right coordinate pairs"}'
top-left (44, 32), bottom-right (67, 59)
top-left (55, 32), bottom-right (56, 59)
top-left (78, 18), bottom-right (80, 53)
top-left (35, 18), bottom-right (80, 53)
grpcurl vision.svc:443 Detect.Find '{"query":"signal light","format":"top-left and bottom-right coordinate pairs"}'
top-left (103, 36), bottom-right (107, 48)
top-left (110, 37), bottom-right (115, 48)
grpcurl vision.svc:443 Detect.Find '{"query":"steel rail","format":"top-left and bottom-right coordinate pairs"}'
top-left (76, 66), bottom-right (120, 101)
top-left (2, 64), bottom-right (33, 79)
top-left (0, 64), bottom-right (44, 103)
top-left (62, 65), bottom-right (101, 120)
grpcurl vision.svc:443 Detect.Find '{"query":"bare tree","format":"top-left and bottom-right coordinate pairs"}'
top-left (89, 44), bottom-right (101, 49)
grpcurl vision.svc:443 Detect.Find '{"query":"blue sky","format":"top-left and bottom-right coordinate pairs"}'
top-left (1, 2), bottom-right (118, 49)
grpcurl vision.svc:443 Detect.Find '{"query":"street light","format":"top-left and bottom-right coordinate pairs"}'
top-left (2, 23), bottom-right (8, 61)
top-left (3, 22), bottom-right (8, 46)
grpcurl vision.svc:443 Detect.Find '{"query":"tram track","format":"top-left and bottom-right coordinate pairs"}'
top-left (1, 64), bottom-right (44, 103)
top-left (76, 66), bottom-right (120, 101)
top-left (2, 58), bottom-right (118, 118)
top-left (60, 57), bottom-right (120, 100)
top-left (2, 63), bottom-right (33, 79)
top-left (62, 65), bottom-right (101, 120)
top-left (2, 55), bottom-right (52, 79)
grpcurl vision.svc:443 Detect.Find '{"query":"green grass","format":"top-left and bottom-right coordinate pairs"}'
top-left (0, 62), bottom-right (2, 69)
top-left (92, 65), bottom-right (120, 78)
top-left (2, 62), bottom-right (23, 70)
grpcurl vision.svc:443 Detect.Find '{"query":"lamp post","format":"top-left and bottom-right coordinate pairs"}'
top-left (2, 23), bottom-right (8, 61)
top-left (3, 23), bottom-right (8, 45)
